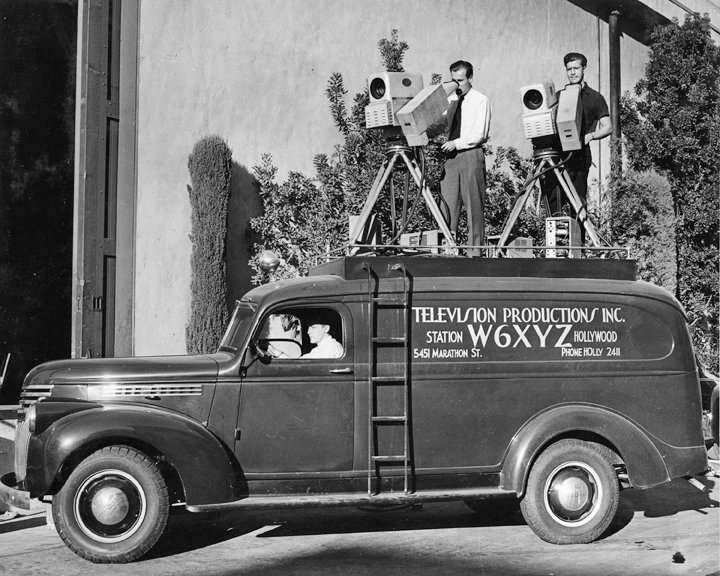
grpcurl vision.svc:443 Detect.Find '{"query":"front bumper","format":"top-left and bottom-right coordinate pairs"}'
top-left (0, 472), bottom-right (31, 511)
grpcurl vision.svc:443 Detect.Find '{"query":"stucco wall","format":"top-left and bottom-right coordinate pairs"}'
top-left (134, 0), bottom-right (651, 355)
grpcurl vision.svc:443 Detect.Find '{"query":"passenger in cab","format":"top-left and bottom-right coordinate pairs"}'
top-left (302, 311), bottom-right (343, 359)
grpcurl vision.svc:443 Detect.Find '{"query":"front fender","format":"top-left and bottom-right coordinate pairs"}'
top-left (499, 404), bottom-right (669, 495)
top-left (27, 403), bottom-right (240, 506)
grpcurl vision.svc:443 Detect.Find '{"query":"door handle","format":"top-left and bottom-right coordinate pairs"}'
top-left (329, 367), bottom-right (353, 374)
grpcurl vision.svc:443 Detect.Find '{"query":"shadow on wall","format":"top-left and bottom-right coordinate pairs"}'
top-left (226, 161), bottom-right (263, 310)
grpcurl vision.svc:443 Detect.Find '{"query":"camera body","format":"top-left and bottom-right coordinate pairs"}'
top-left (365, 72), bottom-right (424, 129)
top-left (555, 84), bottom-right (583, 151)
top-left (520, 79), bottom-right (558, 140)
top-left (520, 79), bottom-right (582, 151)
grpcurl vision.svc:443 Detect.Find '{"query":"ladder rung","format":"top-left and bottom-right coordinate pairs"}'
top-left (372, 455), bottom-right (407, 462)
top-left (372, 416), bottom-right (406, 423)
top-left (371, 376), bottom-right (405, 383)
top-left (373, 337), bottom-right (406, 344)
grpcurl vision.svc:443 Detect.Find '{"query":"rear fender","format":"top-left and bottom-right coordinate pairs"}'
top-left (27, 403), bottom-right (240, 506)
top-left (500, 405), bottom-right (669, 495)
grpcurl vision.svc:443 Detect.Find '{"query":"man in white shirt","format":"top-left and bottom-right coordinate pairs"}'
top-left (301, 312), bottom-right (344, 359)
top-left (428, 60), bottom-right (491, 257)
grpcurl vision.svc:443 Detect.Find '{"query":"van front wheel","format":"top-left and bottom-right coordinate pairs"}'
top-left (52, 446), bottom-right (169, 563)
top-left (520, 439), bottom-right (619, 544)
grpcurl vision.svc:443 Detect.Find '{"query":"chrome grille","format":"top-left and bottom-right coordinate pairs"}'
top-left (14, 419), bottom-right (30, 482)
top-left (19, 384), bottom-right (54, 410)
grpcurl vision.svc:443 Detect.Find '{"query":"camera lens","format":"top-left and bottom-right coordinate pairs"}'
top-left (370, 78), bottom-right (386, 100)
top-left (523, 89), bottom-right (544, 110)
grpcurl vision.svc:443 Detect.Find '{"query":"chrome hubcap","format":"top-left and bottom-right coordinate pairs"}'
top-left (74, 469), bottom-right (146, 543)
top-left (544, 461), bottom-right (602, 527)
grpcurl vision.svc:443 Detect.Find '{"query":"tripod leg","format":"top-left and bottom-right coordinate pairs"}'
top-left (400, 151), bottom-right (457, 245)
top-left (349, 155), bottom-right (401, 245)
top-left (553, 167), bottom-right (602, 247)
top-left (497, 160), bottom-right (546, 247)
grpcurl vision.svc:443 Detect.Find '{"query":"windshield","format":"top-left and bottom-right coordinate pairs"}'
top-left (218, 300), bottom-right (257, 352)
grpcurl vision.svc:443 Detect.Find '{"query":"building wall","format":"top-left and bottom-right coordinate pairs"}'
top-left (133, 0), bottom-right (651, 355)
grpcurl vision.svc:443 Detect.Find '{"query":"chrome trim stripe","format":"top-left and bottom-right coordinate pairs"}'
top-left (19, 385), bottom-right (54, 409)
top-left (99, 384), bottom-right (203, 398)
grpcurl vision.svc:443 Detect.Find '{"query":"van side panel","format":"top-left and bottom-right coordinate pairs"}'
top-left (365, 283), bottom-right (705, 483)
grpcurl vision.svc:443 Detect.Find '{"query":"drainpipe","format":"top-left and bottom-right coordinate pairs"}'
top-left (609, 10), bottom-right (622, 172)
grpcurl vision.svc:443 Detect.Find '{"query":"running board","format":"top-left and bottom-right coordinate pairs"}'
top-left (186, 487), bottom-right (516, 513)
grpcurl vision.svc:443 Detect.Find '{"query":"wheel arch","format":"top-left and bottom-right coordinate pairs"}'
top-left (30, 404), bottom-right (242, 506)
top-left (49, 435), bottom-right (185, 504)
top-left (500, 404), bottom-right (669, 496)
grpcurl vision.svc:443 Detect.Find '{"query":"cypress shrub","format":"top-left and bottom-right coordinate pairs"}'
top-left (186, 136), bottom-right (232, 354)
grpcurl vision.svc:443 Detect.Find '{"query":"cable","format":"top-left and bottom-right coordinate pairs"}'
top-left (387, 147), bottom-right (427, 245)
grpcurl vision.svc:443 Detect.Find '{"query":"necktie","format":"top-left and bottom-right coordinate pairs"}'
top-left (449, 94), bottom-right (464, 141)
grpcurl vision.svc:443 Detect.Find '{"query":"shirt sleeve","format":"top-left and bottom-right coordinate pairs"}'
top-left (590, 90), bottom-right (610, 125)
top-left (453, 92), bottom-right (491, 150)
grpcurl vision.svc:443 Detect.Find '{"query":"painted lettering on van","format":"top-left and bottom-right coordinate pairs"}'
top-left (411, 305), bottom-right (629, 361)
top-left (466, 324), bottom-right (572, 348)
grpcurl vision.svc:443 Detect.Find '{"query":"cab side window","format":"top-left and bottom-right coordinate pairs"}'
top-left (257, 308), bottom-right (344, 360)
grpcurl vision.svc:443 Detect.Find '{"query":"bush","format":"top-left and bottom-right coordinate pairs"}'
top-left (186, 136), bottom-right (232, 354)
top-left (607, 170), bottom-right (676, 293)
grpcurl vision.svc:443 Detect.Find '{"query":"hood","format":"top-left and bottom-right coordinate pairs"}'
top-left (24, 354), bottom-right (222, 389)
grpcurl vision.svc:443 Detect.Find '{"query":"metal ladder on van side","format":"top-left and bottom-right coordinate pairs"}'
top-left (363, 262), bottom-right (411, 496)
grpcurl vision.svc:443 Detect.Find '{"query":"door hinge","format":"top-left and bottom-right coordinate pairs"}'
top-left (234, 429), bottom-right (241, 441)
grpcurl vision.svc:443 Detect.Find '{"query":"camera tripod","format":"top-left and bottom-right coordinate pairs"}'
top-left (348, 137), bottom-right (456, 248)
top-left (496, 148), bottom-right (601, 248)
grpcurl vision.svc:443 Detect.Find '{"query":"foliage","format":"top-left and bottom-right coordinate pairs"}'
top-left (250, 31), bottom-right (537, 281)
top-left (186, 136), bottom-right (232, 354)
top-left (606, 170), bottom-right (676, 293)
top-left (620, 13), bottom-right (719, 371)
top-left (249, 154), bottom-right (346, 283)
top-left (377, 29), bottom-right (409, 72)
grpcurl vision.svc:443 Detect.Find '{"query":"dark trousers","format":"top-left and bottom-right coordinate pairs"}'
top-left (543, 165), bottom-right (588, 244)
top-left (440, 147), bottom-right (486, 257)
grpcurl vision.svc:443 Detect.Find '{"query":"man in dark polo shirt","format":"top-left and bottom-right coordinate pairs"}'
top-left (546, 52), bottom-right (612, 242)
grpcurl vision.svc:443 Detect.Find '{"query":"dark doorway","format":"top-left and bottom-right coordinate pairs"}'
top-left (0, 0), bottom-right (77, 402)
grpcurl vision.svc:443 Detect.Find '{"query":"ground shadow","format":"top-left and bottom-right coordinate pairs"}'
top-left (144, 500), bottom-right (524, 561)
top-left (145, 474), bottom-right (718, 560)
top-left (603, 474), bottom-right (718, 539)
top-left (0, 512), bottom-right (46, 534)
top-left (226, 161), bottom-right (263, 310)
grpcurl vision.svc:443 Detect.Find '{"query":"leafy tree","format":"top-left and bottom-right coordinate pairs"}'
top-left (620, 13), bottom-right (719, 371)
top-left (249, 155), bottom-right (345, 283)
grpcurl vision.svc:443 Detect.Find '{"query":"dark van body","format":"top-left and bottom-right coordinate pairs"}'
top-left (0, 257), bottom-right (707, 563)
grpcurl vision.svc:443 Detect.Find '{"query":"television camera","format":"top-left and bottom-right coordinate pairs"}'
top-left (496, 79), bottom-right (602, 250)
top-left (349, 72), bottom-right (459, 250)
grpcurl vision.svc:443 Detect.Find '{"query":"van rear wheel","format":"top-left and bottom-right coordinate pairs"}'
top-left (520, 439), bottom-right (619, 544)
top-left (52, 445), bottom-right (169, 563)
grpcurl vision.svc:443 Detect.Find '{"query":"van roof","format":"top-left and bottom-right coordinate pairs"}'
top-left (245, 256), bottom-right (683, 317)
top-left (309, 256), bottom-right (637, 281)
